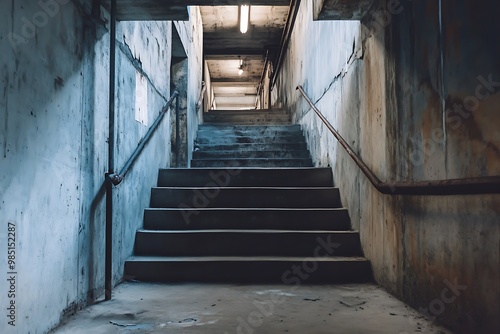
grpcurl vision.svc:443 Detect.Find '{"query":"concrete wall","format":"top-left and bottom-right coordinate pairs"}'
top-left (0, 1), bottom-right (202, 333)
top-left (174, 8), bottom-right (204, 167)
top-left (272, 0), bottom-right (500, 333)
top-left (204, 60), bottom-right (216, 112)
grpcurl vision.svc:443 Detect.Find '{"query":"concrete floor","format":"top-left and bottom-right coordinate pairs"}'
top-left (52, 283), bottom-right (451, 334)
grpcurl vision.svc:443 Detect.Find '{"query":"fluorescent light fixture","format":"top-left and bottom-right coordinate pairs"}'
top-left (240, 5), bottom-right (250, 34)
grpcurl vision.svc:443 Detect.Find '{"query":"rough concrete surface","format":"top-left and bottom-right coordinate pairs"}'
top-left (52, 282), bottom-right (451, 334)
top-left (0, 2), bottom-right (202, 333)
top-left (271, 0), bottom-right (500, 333)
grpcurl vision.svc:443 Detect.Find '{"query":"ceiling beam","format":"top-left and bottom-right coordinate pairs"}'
top-left (102, 2), bottom-right (189, 20)
top-left (204, 27), bottom-right (282, 56)
top-left (211, 82), bottom-right (259, 87)
top-left (211, 78), bottom-right (260, 83)
top-left (205, 54), bottom-right (266, 60)
top-left (105, 1), bottom-right (291, 20)
top-left (313, 0), bottom-right (375, 20)
top-left (136, 1), bottom-right (291, 5)
top-left (205, 48), bottom-right (269, 57)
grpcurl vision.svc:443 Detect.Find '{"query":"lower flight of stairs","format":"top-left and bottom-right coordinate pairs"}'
top-left (125, 166), bottom-right (372, 283)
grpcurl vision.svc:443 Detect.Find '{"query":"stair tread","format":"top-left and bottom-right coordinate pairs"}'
top-left (138, 229), bottom-right (357, 234)
top-left (192, 158), bottom-right (310, 160)
top-left (195, 142), bottom-right (307, 145)
top-left (145, 207), bottom-right (346, 211)
top-left (127, 256), bottom-right (368, 262)
top-left (164, 167), bottom-right (324, 170)
top-left (153, 187), bottom-right (336, 190)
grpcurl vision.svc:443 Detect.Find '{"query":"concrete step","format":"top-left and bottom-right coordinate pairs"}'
top-left (205, 121), bottom-right (292, 126)
top-left (194, 142), bottom-right (308, 152)
top-left (194, 134), bottom-right (305, 145)
top-left (195, 135), bottom-right (305, 145)
top-left (196, 128), bottom-right (303, 137)
top-left (125, 256), bottom-right (373, 283)
top-left (157, 168), bottom-right (334, 187)
top-left (191, 158), bottom-right (313, 168)
top-left (150, 187), bottom-right (341, 208)
top-left (197, 124), bottom-right (301, 133)
top-left (134, 230), bottom-right (363, 257)
top-left (205, 109), bottom-right (288, 115)
top-left (204, 113), bottom-right (291, 125)
top-left (144, 208), bottom-right (350, 230)
top-left (193, 150), bottom-right (310, 160)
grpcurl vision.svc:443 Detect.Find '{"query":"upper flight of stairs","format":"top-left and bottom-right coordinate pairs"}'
top-left (124, 109), bottom-right (373, 284)
top-left (193, 124), bottom-right (313, 167)
top-left (194, 109), bottom-right (310, 167)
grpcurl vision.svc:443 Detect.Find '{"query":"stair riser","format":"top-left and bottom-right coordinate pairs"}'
top-left (195, 143), bottom-right (308, 152)
top-left (197, 129), bottom-right (302, 136)
top-left (197, 126), bottom-right (301, 134)
top-left (205, 109), bottom-right (287, 115)
top-left (150, 188), bottom-right (341, 208)
top-left (205, 122), bottom-right (291, 126)
top-left (195, 136), bottom-right (304, 145)
top-left (193, 151), bottom-right (310, 159)
top-left (191, 159), bottom-right (313, 168)
top-left (144, 209), bottom-right (349, 230)
top-left (205, 115), bottom-right (290, 120)
top-left (203, 115), bottom-right (290, 121)
top-left (204, 119), bottom-right (291, 125)
top-left (125, 260), bottom-right (373, 283)
top-left (157, 168), bottom-right (334, 187)
top-left (135, 232), bottom-right (363, 257)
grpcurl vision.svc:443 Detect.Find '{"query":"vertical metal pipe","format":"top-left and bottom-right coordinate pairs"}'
top-left (175, 96), bottom-right (180, 167)
top-left (271, 0), bottom-right (301, 88)
top-left (105, 0), bottom-right (117, 302)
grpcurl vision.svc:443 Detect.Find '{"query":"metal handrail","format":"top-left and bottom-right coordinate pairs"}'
top-left (108, 91), bottom-right (180, 185)
top-left (255, 50), bottom-right (270, 109)
top-left (196, 82), bottom-right (207, 111)
top-left (271, 0), bottom-right (302, 88)
top-left (296, 85), bottom-right (500, 195)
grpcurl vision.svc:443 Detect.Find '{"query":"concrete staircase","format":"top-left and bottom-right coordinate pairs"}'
top-left (124, 110), bottom-right (372, 283)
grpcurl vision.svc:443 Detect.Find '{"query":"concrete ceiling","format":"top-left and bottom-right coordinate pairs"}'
top-left (313, 0), bottom-right (375, 20)
top-left (201, 5), bottom-right (290, 109)
top-left (207, 55), bottom-right (265, 109)
top-left (103, 1), bottom-right (372, 109)
top-left (104, 0), bottom-right (290, 21)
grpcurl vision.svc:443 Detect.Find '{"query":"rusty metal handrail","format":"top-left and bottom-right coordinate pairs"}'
top-left (296, 85), bottom-right (500, 195)
top-left (196, 81), bottom-right (207, 111)
top-left (108, 91), bottom-right (180, 186)
top-left (255, 50), bottom-right (270, 109)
